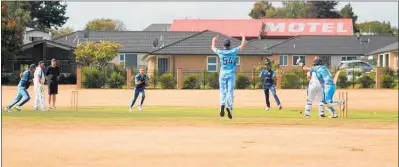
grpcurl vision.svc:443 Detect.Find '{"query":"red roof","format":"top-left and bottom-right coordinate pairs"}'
top-left (170, 19), bottom-right (263, 37)
top-left (170, 19), bottom-right (353, 37)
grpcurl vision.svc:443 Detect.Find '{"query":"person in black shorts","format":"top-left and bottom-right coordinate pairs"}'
top-left (45, 58), bottom-right (60, 109)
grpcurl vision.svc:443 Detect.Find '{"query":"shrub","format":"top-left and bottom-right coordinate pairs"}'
top-left (282, 72), bottom-right (301, 89)
top-left (108, 72), bottom-right (125, 88)
top-left (336, 71), bottom-right (350, 88)
top-left (235, 73), bottom-right (250, 89)
top-left (182, 74), bottom-right (201, 89)
top-left (382, 67), bottom-right (395, 76)
top-left (158, 73), bottom-right (176, 89)
top-left (207, 72), bottom-right (219, 89)
top-left (59, 73), bottom-right (77, 84)
top-left (381, 74), bottom-right (397, 88)
top-left (250, 75), bottom-right (263, 89)
top-left (356, 73), bottom-right (375, 88)
top-left (82, 67), bottom-right (105, 88)
top-left (1, 73), bottom-right (20, 85)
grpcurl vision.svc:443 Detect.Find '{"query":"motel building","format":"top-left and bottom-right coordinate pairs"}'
top-left (6, 18), bottom-right (397, 78)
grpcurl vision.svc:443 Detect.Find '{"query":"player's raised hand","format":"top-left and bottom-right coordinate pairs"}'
top-left (212, 35), bottom-right (219, 41)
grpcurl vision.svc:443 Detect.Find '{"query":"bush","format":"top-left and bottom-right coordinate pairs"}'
top-left (82, 67), bottom-right (105, 88)
top-left (250, 75), bottom-right (263, 89)
top-left (382, 67), bottom-right (395, 76)
top-left (108, 72), bottom-right (125, 88)
top-left (59, 73), bottom-right (77, 84)
top-left (381, 74), bottom-right (397, 88)
top-left (182, 74), bottom-right (200, 89)
top-left (235, 73), bottom-right (250, 89)
top-left (1, 73), bottom-right (20, 85)
top-left (336, 71), bottom-right (350, 88)
top-left (207, 72), bottom-right (219, 89)
top-left (158, 73), bottom-right (176, 89)
top-left (356, 73), bottom-right (375, 88)
top-left (282, 72), bottom-right (301, 89)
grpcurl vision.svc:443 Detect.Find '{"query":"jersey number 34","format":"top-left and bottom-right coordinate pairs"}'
top-left (222, 57), bottom-right (234, 65)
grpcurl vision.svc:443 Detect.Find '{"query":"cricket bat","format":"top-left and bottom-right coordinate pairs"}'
top-left (333, 70), bottom-right (341, 83)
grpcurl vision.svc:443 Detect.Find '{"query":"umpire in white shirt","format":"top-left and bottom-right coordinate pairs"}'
top-left (34, 61), bottom-right (46, 111)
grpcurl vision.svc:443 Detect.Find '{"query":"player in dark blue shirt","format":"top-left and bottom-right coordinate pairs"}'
top-left (129, 68), bottom-right (148, 112)
top-left (255, 61), bottom-right (282, 111)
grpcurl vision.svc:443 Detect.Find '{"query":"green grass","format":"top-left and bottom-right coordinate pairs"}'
top-left (2, 106), bottom-right (397, 126)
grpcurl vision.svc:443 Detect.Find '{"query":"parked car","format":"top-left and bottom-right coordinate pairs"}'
top-left (336, 60), bottom-right (374, 72)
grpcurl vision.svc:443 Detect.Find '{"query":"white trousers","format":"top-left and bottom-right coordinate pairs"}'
top-left (34, 84), bottom-right (46, 110)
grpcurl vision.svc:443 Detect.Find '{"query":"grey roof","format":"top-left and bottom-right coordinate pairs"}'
top-left (149, 30), bottom-right (268, 56)
top-left (21, 39), bottom-right (75, 51)
top-left (248, 39), bottom-right (288, 51)
top-left (268, 36), bottom-right (398, 55)
top-left (142, 24), bottom-right (171, 31)
top-left (53, 31), bottom-right (198, 53)
top-left (367, 41), bottom-right (398, 55)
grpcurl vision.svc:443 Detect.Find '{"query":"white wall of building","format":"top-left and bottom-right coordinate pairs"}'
top-left (23, 30), bottom-right (51, 44)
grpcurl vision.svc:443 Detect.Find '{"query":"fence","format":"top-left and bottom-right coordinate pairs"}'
top-left (75, 67), bottom-right (398, 90)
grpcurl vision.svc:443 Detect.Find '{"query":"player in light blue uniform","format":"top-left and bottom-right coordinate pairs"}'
top-left (299, 59), bottom-right (344, 118)
top-left (5, 64), bottom-right (36, 112)
top-left (211, 33), bottom-right (246, 119)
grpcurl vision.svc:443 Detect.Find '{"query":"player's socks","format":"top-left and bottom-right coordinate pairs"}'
top-left (220, 105), bottom-right (225, 117)
top-left (226, 107), bottom-right (232, 119)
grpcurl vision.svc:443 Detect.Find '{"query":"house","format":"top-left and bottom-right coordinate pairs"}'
top-left (23, 28), bottom-right (52, 44)
top-left (366, 41), bottom-right (398, 70)
top-left (53, 31), bottom-right (200, 70)
top-left (266, 35), bottom-right (398, 70)
top-left (144, 30), bottom-right (268, 76)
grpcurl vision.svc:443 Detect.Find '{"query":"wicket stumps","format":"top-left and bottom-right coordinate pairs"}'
top-left (338, 92), bottom-right (348, 118)
top-left (71, 90), bottom-right (79, 110)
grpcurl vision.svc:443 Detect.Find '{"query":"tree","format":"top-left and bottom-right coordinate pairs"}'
top-left (74, 40), bottom-right (123, 68)
top-left (85, 18), bottom-right (127, 31)
top-left (356, 21), bottom-right (396, 35)
top-left (249, 1), bottom-right (275, 19)
top-left (340, 3), bottom-right (358, 32)
top-left (1, 1), bottom-right (31, 66)
top-left (268, 2), bottom-right (308, 18)
top-left (50, 27), bottom-right (74, 37)
top-left (27, 1), bottom-right (69, 30)
top-left (307, 1), bottom-right (342, 18)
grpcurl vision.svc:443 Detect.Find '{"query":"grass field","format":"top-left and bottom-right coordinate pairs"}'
top-left (2, 107), bottom-right (398, 167)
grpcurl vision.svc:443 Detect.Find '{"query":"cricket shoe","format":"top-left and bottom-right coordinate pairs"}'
top-left (265, 107), bottom-right (270, 111)
top-left (220, 105), bottom-right (225, 117)
top-left (4, 107), bottom-right (11, 112)
top-left (34, 108), bottom-right (38, 112)
top-left (226, 108), bottom-right (233, 119)
top-left (138, 106), bottom-right (143, 112)
top-left (278, 105), bottom-right (283, 110)
top-left (14, 106), bottom-right (21, 111)
top-left (319, 114), bottom-right (326, 118)
top-left (329, 114), bottom-right (338, 118)
top-left (129, 107), bottom-right (133, 112)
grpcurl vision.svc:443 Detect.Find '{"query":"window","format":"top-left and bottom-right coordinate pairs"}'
top-left (207, 56), bottom-right (218, 72)
top-left (341, 56), bottom-right (357, 61)
top-left (235, 56), bottom-right (240, 66)
top-left (292, 55), bottom-right (306, 66)
top-left (279, 55), bottom-right (288, 66)
top-left (119, 54), bottom-right (125, 61)
top-left (384, 54), bottom-right (389, 67)
top-left (379, 55), bottom-right (384, 67)
top-left (29, 36), bottom-right (43, 42)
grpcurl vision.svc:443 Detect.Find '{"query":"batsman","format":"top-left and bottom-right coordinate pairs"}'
top-left (34, 61), bottom-right (46, 111)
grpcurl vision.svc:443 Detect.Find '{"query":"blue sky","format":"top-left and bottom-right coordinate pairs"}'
top-left (63, 2), bottom-right (398, 31)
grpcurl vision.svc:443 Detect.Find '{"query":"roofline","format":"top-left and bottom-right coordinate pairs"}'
top-left (366, 49), bottom-right (398, 55)
top-left (21, 39), bottom-right (76, 50)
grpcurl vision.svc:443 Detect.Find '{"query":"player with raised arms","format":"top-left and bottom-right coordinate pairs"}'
top-left (211, 33), bottom-right (246, 119)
